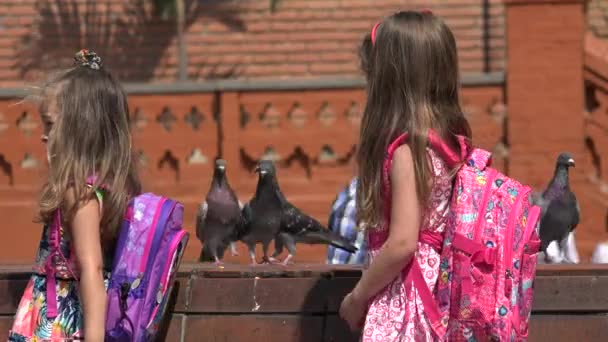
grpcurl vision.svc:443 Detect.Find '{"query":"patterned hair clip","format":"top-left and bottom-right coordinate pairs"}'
top-left (74, 49), bottom-right (102, 70)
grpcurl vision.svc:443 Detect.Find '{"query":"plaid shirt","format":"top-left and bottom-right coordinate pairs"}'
top-left (326, 178), bottom-right (367, 265)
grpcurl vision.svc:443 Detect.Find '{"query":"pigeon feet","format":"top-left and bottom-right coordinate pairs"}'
top-left (259, 256), bottom-right (278, 265)
top-left (280, 254), bottom-right (294, 266)
top-left (230, 243), bottom-right (239, 257)
top-left (249, 256), bottom-right (257, 266)
top-left (268, 256), bottom-right (281, 263)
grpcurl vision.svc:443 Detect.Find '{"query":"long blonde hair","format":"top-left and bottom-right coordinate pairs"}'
top-left (37, 57), bottom-right (141, 249)
top-left (356, 11), bottom-right (471, 229)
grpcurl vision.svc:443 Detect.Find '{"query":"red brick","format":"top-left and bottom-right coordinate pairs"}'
top-left (0, 0), bottom-right (510, 84)
top-left (309, 63), bottom-right (358, 74)
top-left (245, 64), bottom-right (309, 77)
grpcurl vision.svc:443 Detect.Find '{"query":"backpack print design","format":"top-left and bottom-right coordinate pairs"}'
top-left (105, 193), bottom-right (189, 342)
top-left (381, 131), bottom-right (541, 342)
top-left (44, 182), bottom-right (189, 342)
top-left (436, 148), bottom-right (541, 342)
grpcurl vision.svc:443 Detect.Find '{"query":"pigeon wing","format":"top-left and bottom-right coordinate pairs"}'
top-left (539, 198), bottom-right (573, 250)
top-left (569, 191), bottom-right (580, 230)
top-left (280, 202), bottom-right (357, 253)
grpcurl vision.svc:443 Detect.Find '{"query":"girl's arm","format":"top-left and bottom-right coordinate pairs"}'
top-left (352, 144), bottom-right (421, 303)
top-left (68, 190), bottom-right (106, 342)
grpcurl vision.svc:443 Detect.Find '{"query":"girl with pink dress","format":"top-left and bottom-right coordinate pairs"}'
top-left (339, 10), bottom-right (472, 341)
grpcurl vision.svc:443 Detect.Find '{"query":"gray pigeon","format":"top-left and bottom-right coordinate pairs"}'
top-left (535, 153), bottom-right (580, 263)
top-left (196, 159), bottom-right (242, 264)
top-left (270, 190), bottom-right (358, 265)
top-left (269, 167), bottom-right (357, 265)
top-left (239, 160), bottom-right (357, 265)
top-left (239, 160), bottom-right (284, 264)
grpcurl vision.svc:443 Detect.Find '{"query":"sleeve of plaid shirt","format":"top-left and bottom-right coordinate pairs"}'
top-left (327, 178), bottom-right (366, 265)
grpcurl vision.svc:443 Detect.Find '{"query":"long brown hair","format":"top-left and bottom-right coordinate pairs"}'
top-left (37, 55), bottom-right (141, 249)
top-left (356, 11), bottom-right (472, 229)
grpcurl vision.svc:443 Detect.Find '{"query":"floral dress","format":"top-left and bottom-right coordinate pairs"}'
top-left (362, 149), bottom-right (453, 342)
top-left (9, 190), bottom-right (110, 341)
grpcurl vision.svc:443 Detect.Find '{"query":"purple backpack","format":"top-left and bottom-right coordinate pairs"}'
top-left (105, 193), bottom-right (189, 341)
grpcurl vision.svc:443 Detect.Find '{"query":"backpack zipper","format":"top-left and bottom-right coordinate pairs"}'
top-left (147, 229), bottom-right (188, 327)
top-left (504, 190), bottom-right (528, 298)
top-left (139, 198), bottom-right (166, 273)
top-left (133, 197), bottom-right (177, 289)
top-left (144, 200), bottom-right (177, 276)
top-left (473, 168), bottom-right (497, 241)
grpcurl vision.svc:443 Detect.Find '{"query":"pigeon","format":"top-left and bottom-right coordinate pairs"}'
top-left (270, 194), bottom-right (359, 265)
top-left (238, 160), bottom-right (284, 264)
top-left (268, 172), bottom-right (358, 265)
top-left (196, 159), bottom-right (242, 264)
top-left (535, 153), bottom-right (580, 264)
top-left (239, 160), bottom-right (358, 265)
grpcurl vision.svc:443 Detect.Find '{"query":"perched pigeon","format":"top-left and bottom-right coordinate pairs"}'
top-left (196, 159), bottom-right (242, 264)
top-left (535, 153), bottom-right (580, 264)
top-left (268, 172), bottom-right (358, 265)
top-left (270, 192), bottom-right (358, 265)
top-left (239, 160), bottom-right (284, 264)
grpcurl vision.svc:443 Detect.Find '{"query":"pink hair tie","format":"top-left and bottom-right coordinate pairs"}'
top-left (420, 8), bottom-right (433, 14)
top-left (371, 21), bottom-right (381, 45)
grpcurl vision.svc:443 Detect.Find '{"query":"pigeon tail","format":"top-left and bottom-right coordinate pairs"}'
top-left (301, 229), bottom-right (358, 253)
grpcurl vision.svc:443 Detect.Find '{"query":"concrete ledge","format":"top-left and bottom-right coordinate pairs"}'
top-left (0, 73), bottom-right (505, 98)
top-left (0, 264), bottom-right (607, 341)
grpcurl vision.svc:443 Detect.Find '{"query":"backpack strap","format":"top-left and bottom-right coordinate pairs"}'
top-left (46, 177), bottom-right (107, 319)
top-left (382, 130), bottom-right (463, 339)
top-left (386, 130), bottom-right (469, 169)
top-left (46, 209), bottom-right (78, 319)
top-left (402, 230), bottom-right (447, 337)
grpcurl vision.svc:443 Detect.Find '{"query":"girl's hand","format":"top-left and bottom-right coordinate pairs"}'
top-left (339, 291), bottom-right (367, 331)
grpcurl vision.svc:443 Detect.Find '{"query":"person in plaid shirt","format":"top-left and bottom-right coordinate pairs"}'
top-left (326, 35), bottom-right (371, 265)
top-left (327, 177), bottom-right (367, 264)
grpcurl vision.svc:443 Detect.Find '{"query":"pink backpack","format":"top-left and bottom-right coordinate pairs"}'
top-left (387, 131), bottom-right (541, 341)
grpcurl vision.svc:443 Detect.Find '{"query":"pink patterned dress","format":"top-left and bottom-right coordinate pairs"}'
top-left (362, 148), bottom-right (453, 342)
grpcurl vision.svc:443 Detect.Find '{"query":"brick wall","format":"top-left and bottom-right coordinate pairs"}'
top-left (0, 0), bottom-right (606, 264)
top-left (506, 0), bottom-right (608, 259)
top-left (0, 81), bottom-right (506, 264)
top-left (0, 0), bottom-right (506, 85)
top-left (1, 0), bottom-right (607, 86)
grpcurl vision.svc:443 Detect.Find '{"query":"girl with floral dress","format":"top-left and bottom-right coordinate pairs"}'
top-left (9, 50), bottom-right (141, 342)
top-left (339, 11), bottom-right (472, 341)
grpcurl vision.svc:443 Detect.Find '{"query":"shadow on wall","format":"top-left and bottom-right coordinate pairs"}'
top-left (0, 274), bottom-right (30, 318)
top-left (15, 0), bottom-right (247, 82)
top-left (298, 276), bottom-right (361, 342)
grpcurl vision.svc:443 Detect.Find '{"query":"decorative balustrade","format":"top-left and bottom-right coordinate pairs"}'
top-left (0, 77), bottom-right (506, 263)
